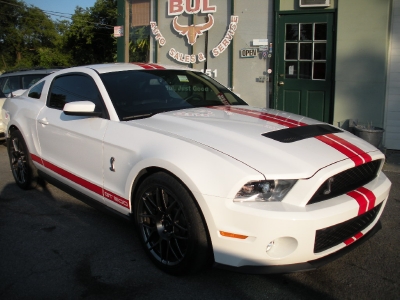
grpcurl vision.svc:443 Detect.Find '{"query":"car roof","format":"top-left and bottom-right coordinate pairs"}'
top-left (0, 67), bottom-right (65, 77)
top-left (82, 63), bottom-right (195, 74)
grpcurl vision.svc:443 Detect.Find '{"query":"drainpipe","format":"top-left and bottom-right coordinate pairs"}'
top-left (229, 0), bottom-right (234, 90)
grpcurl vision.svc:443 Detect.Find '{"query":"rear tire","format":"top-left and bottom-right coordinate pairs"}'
top-left (7, 130), bottom-right (39, 190)
top-left (134, 172), bottom-right (211, 275)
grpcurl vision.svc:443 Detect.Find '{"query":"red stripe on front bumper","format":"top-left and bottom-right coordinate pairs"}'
top-left (347, 190), bottom-right (368, 215)
top-left (356, 187), bottom-right (376, 211)
top-left (344, 232), bottom-right (364, 246)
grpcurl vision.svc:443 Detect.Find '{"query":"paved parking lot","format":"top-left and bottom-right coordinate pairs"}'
top-left (0, 142), bottom-right (399, 299)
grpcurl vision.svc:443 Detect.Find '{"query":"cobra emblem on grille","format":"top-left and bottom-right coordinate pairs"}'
top-left (323, 177), bottom-right (335, 195)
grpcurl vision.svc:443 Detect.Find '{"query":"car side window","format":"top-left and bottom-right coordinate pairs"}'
top-left (28, 81), bottom-right (45, 99)
top-left (0, 76), bottom-right (20, 94)
top-left (48, 74), bottom-right (106, 116)
top-left (23, 75), bottom-right (46, 89)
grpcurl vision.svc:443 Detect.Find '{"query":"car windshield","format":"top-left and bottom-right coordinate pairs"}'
top-left (100, 70), bottom-right (248, 120)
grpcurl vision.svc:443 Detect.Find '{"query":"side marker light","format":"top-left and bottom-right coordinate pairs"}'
top-left (220, 231), bottom-right (248, 239)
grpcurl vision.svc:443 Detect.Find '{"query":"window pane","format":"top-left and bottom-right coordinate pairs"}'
top-left (28, 81), bottom-right (44, 99)
top-left (285, 43), bottom-right (298, 60)
top-left (300, 43), bottom-right (312, 60)
top-left (315, 23), bottom-right (327, 40)
top-left (22, 75), bottom-right (46, 89)
top-left (299, 62), bottom-right (312, 79)
top-left (49, 75), bottom-right (102, 109)
top-left (286, 24), bottom-right (298, 41)
top-left (0, 76), bottom-right (20, 94)
top-left (314, 43), bottom-right (326, 60)
top-left (285, 62), bottom-right (298, 79)
top-left (314, 62), bottom-right (326, 80)
top-left (300, 24), bottom-right (312, 41)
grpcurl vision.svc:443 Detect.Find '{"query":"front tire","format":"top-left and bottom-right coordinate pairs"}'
top-left (134, 172), bottom-right (211, 275)
top-left (7, 130), bottom-right (39, 189)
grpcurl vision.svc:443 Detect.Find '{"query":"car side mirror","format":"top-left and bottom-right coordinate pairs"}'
top-left (63, 101), bottom-right (102, 117)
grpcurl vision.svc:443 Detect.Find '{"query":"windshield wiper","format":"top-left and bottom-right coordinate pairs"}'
top-left (122, 113), bottom-right (157, 121)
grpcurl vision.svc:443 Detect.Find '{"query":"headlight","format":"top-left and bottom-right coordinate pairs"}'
top-left (234, 179), bottom-right (297, 202)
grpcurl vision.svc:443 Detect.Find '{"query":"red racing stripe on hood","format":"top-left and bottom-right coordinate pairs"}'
top-left (209, 106), bottom-right (371, 167)
top-left (324, 134), bottom-right (372, 164)
top-left (209, 106), bottom-right (308, 128)
top-left (315, 135), bottom-right (364, 166)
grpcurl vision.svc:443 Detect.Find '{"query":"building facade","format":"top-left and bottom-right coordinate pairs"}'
top-left (117, 0), bottom-right (399, 150)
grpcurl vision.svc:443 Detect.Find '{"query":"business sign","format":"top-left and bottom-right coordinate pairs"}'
top-left (253, 39), bottom-right (268, 46)
top-left (150, 0), bottom-right (239, 64)
top-left (114, 26), bottom-right (123, 37)
top-left (240, 48), bottom-right (257, 58)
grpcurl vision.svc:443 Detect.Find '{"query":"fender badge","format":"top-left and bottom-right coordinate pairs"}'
top-left (110, 157), bottom-right (116, 172)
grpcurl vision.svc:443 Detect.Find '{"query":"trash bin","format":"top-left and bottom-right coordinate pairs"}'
top-left (354, 125), bottom-right (384, 148)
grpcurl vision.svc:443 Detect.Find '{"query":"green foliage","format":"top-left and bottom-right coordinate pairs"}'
top-left (66, 0), bottom-right (117, 65)
top-left (0, 0), bottom-right (117, 70)
top-left (129, 26), bottom-right (150, 62)
top-left (0, 0), bottom-right (69, 70)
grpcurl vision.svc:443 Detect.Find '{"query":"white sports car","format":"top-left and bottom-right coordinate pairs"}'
top-left (1, 63), bottom-right (391, 275)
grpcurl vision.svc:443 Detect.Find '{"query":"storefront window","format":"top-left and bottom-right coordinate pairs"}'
top-left (129, 0), bottom-right (151, 62)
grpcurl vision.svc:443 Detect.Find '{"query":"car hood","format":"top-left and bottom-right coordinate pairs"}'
top-left (131, 106), bottom-right (378, 179)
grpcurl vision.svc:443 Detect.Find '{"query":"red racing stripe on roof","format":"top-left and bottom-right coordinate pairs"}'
top-left (131, 62), bottom-right (165, 70)
top-left (147, 63), bottom-right (166, 69)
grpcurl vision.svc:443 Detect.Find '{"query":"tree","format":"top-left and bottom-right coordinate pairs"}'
top-left (0, 0), bottom-right (71, 70)
top-left (66, 0), bottom-right (117, 65)
top-left (129, 26), bottom-right (150, 63)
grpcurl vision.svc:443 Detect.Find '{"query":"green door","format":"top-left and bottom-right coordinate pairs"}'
top-left (275, 13), bottom-right (334, 122)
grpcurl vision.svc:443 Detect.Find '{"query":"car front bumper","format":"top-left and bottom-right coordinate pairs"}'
top-left (214, 220), bottom-right (382, 274)
top-left (198, 170), bottom-right (391, 272)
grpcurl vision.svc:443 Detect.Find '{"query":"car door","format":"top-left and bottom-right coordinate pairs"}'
top-left (36, 72), bottom-right (109, 204)
top-left (275, 13), bottom-right (334, 122)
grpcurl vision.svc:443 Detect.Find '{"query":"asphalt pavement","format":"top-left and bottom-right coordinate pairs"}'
top-left (382, 149), bottom-right (400, 173)
top-left (0, 141), bottom-right (399, 299)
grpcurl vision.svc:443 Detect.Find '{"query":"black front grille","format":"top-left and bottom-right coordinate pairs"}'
top-left (308, 160), bottom-right (382, 205)
top-left (314, 202), bottom-right (382, 253)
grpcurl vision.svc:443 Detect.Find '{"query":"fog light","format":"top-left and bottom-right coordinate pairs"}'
top-left (266, 240), bottom-right (275, 252)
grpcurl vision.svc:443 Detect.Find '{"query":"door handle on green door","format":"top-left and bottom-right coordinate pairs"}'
top-left (278, 81), bottom-right (284, 86)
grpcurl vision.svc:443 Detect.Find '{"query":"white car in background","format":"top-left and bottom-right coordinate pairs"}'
top-left (1, 63), bottom-right (391, 275)
top-left (0, 89), bottom-right (7, 141)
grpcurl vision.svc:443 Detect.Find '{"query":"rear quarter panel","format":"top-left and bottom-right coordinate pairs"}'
top-left (3, 94), bottom-right (46, 157)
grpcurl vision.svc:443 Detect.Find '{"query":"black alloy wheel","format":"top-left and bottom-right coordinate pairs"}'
top-left (134, 172), bottom-right (211, 275)
top-left (7, 130), bottom-right (38, 189)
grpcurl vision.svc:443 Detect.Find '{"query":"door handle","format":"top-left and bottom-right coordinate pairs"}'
top-left (38, 118), bottom-right (49, 125)
top-left (278, 81), bottom-right (285, 86)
